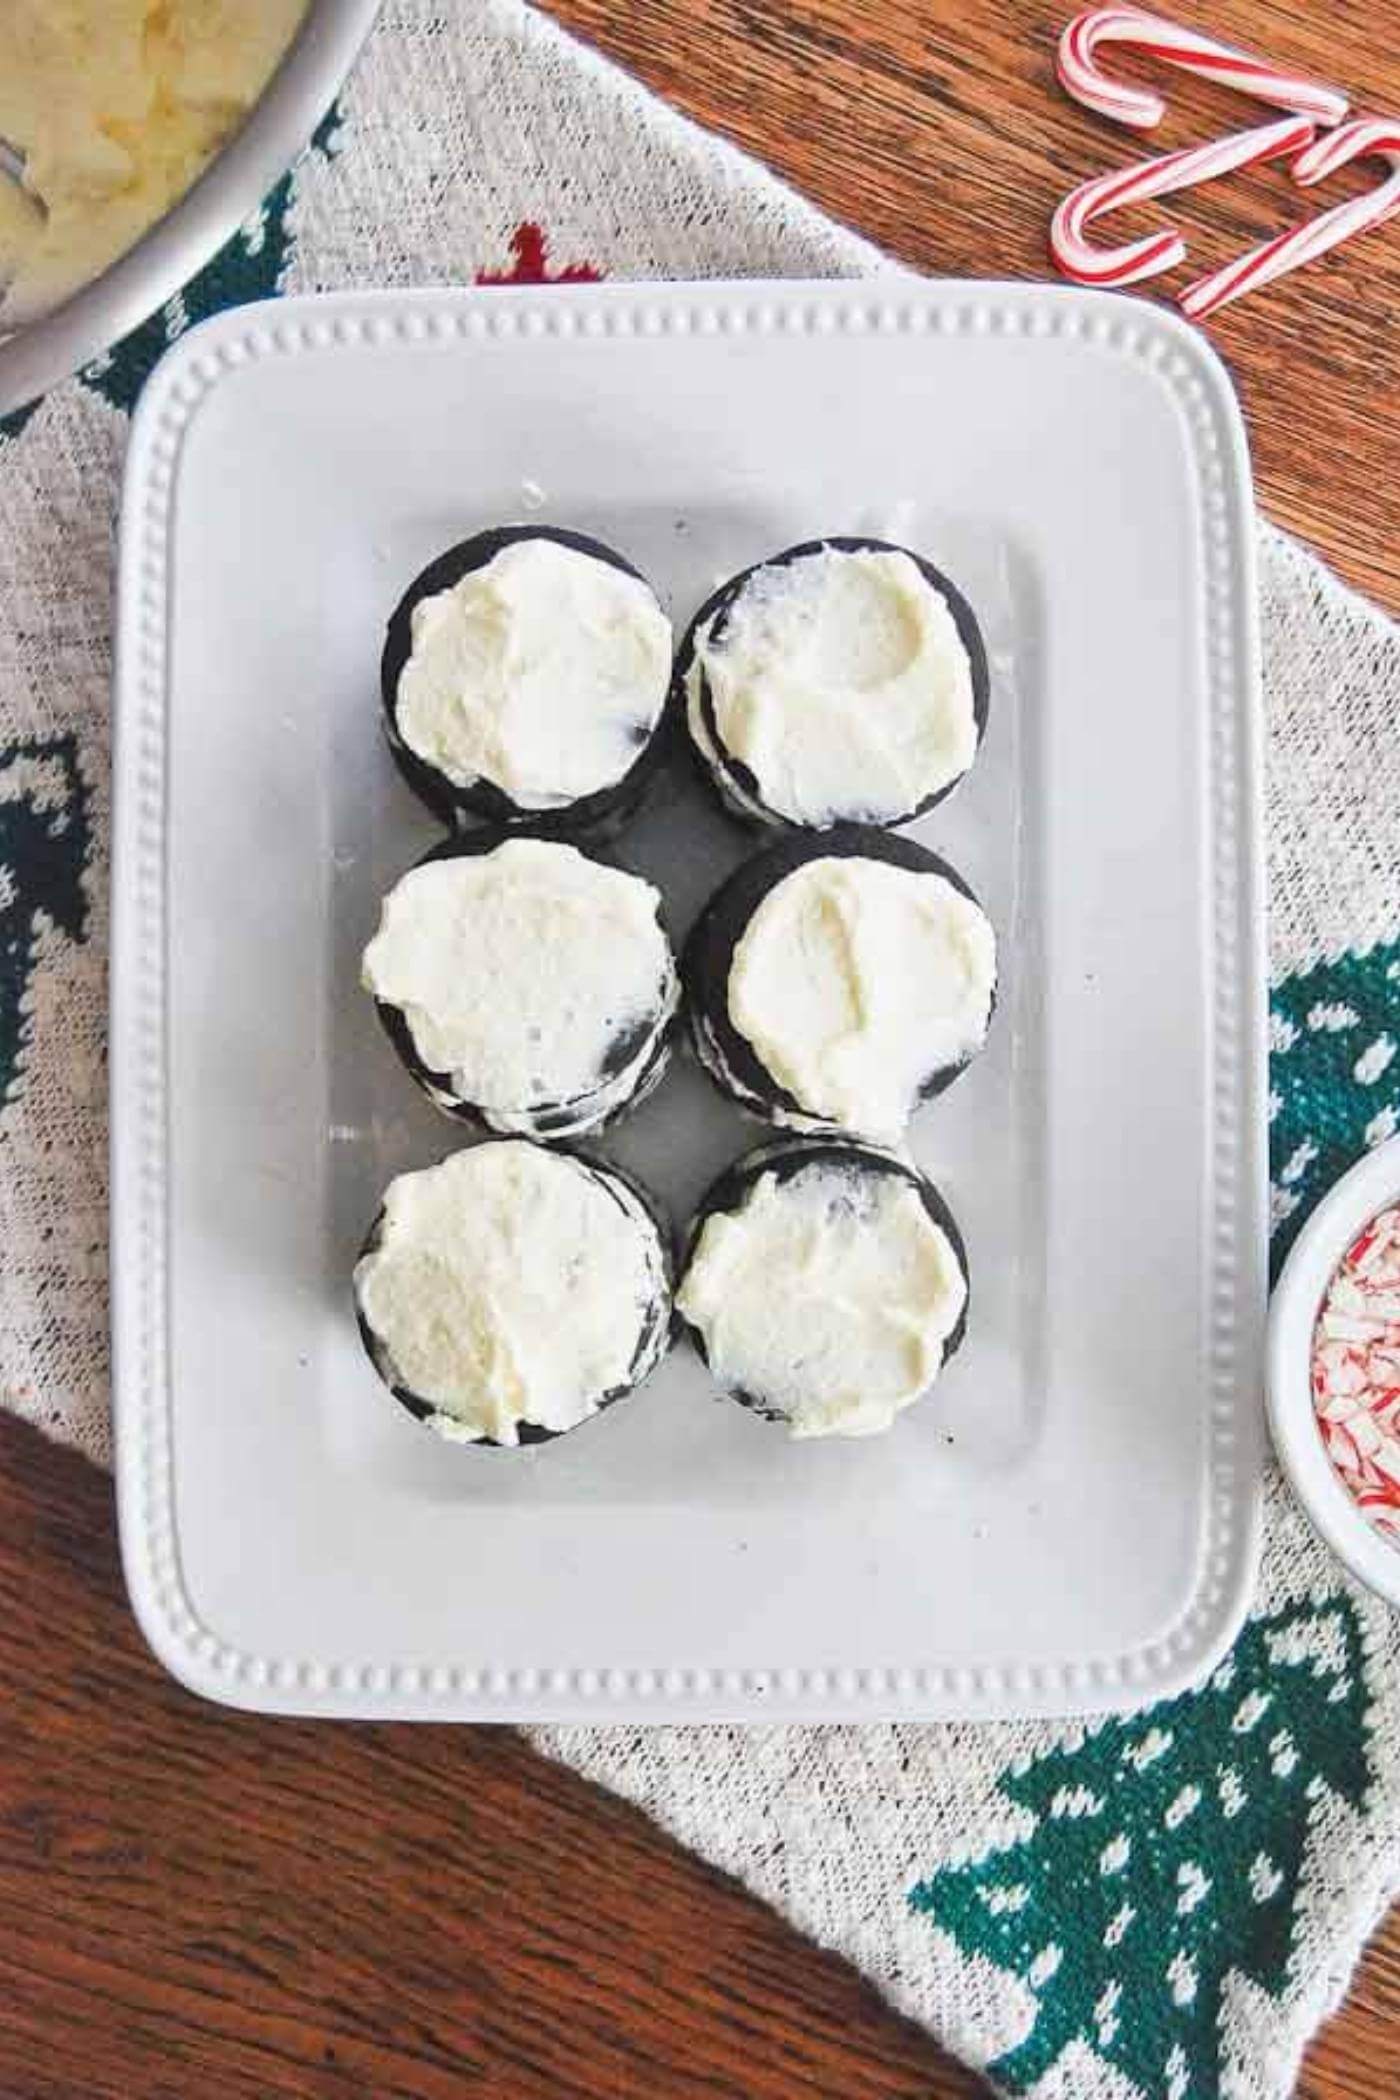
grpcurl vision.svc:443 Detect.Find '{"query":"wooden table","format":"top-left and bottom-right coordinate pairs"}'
top-left (4, 4), bottom-right (1398, 2094)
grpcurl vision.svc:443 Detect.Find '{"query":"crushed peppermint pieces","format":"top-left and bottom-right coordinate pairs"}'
top-left (1313, 1204), bottom-right (1400, 1548)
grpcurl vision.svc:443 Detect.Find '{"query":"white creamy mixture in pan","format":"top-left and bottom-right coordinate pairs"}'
top-left (0, 2), bottom-right (308, 326)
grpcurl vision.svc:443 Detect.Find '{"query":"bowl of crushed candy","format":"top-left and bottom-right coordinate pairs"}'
top-left (1269, 1136), bottom-right (1400, 1608)
top-left (0, 0), bottom-right (379, 421)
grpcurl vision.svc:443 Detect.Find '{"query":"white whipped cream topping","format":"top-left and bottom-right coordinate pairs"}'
top-left (678, 1158), bottom-right (966, 1438)
top-left (356, 1142), bottom-right (670, 1445)
top-left (727, 856), bottom-right (996, 1141)
top-left (362, 840), bottom-right (677, 1135)
top-left (396, 539), bottom-right (672, 810)
top-left (690, 547), bottom-right (978, 825)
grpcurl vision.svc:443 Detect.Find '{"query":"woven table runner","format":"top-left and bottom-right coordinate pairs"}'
top-left (3, 5), bottom-right (1400, 2093)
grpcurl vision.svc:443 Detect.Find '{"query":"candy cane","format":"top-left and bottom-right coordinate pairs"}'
top-left (1181, 117), bottom-right (1400, 319)
top-left (1049, 113), bottom-right (1314, 287)
top-left (1057, 8), bottom-right (1348, 132)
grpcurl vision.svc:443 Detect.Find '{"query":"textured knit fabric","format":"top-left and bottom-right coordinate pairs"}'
top-left (1, 4), bottom-right (1399, 2094)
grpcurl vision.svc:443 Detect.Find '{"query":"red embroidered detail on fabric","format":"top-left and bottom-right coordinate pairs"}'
top-left (476, 223), bottom-right (603, 285)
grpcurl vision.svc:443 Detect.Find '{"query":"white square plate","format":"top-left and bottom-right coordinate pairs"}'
top-left (112, 280), bottom-right (1266, 1721)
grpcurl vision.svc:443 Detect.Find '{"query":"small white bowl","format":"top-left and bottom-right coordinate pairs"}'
top-left (1269, 1134), bottom-right (1400, 1608)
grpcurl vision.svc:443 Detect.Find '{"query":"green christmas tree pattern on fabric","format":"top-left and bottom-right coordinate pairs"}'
top-left (0, 107), bottom-right (342, 439)
top-left (1270, 942), bottom-right (1400, 1276)
top-left (910, 1599), bottom-right (1371, 2098)
top-left (0, 736), bottom-right (90, 1108)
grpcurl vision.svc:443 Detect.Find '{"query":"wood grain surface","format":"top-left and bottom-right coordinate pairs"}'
top-left (5, 3), bottom-right (1399, 2096)
top-left (554, 0), bottom-right (1400, 613)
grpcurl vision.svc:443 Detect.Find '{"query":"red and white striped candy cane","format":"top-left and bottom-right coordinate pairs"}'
top-left (1057, 7), bottom-right (1348, 132)
top-left (1050, 113), bottom-right (1314, 288)
top-left (1181, 117), bottom-right (1400, 319)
